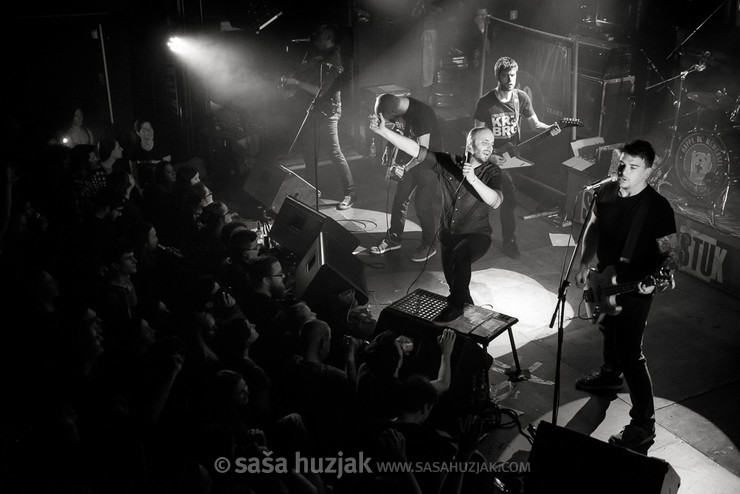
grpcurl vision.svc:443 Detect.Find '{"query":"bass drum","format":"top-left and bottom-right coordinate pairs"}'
top-left (673, 129), bottom-right (738, 198)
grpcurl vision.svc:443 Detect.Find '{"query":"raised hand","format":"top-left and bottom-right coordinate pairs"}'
top-left (437, 327), bottom-right (457, 357)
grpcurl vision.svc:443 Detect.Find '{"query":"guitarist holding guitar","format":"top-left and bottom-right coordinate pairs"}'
top-left (278, 23), bottom-right (356, 211)
top-left (574, 139), bottom-right (679, 452)
top-left (474, 56), bottom-right (561, 259)
top-left (369, 93), bottom-right (442, 262)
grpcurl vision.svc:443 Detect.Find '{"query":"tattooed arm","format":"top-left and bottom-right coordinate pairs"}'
top-left (656, 233), bottom-right (679, 292)
top-left (639, 233), bottom-right (679, 294)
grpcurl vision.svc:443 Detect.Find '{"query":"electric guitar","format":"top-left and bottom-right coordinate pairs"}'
top-left (494, 117), bottom-right (582, 169)
top-left (381, 128), bottom-right (413, 182)
top-left (583, 265), bottom-right (674, 324)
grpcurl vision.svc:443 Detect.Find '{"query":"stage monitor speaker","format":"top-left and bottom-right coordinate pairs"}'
top-left (294, 232), bottom-right (368, 307)
top-left (526, 421), bottom-right (680, 494)
top-left (270, 196), bottom-right (359, 259)
top-left (243, 163), bottom-right (316, 214)
top-left (576, 74), bottom-right (635, 144)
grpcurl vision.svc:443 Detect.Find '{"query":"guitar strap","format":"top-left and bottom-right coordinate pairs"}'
top-left (620, 191), bottom-right (654, 264)
top-left (512, 90), bottom-right (521, 142)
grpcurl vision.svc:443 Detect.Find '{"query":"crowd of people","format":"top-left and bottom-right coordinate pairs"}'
top-left (0, 105), bottom-right (510, 493)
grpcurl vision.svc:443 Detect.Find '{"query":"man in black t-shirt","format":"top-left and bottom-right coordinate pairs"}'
top-left (474, 56), bottom-right (560, 258)
top-left (574, 139), bottom-right (678, 452)
top-left (369, 94), bottom-right (442, 262)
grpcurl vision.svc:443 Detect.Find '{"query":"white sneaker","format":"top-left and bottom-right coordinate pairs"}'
top-left (370, 237), bottom-right (401, 255)
top-left (337, 195), bottom-right (356, 210)
top-left (410, 245), bottom-right (436, 262)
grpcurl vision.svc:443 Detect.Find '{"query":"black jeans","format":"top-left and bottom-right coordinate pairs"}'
top-left (601, 293), bottom-right (655, 431)
top-left (387, 165), bottom-right (440, 247)
top-left (439, 231), bottom-right (491, 308)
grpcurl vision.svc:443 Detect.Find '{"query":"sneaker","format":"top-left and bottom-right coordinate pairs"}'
top-left (410, 245), bottom-right (437, 262)
top-left (370, 237), bottom-right (401, 255)
top-left (433, 304), bottom-right (464, 324)
top-left (608, 425), bottom-right (656, 451)
top-left (501, 238), bottom-right (521, 259)
top-left (337, 195), bottom-right (356, 210)
top-left (575, 371), bottom-right (623, 392)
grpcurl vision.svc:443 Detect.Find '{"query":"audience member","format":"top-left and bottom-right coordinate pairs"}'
top-left (128, 118), bottom-right (172, 190)
top-left (215, 228), bottom-right (259, 308)
top-left (211, 316), bottom-right (272, 427)
top-left (60, 106), bottom-right (95, 147)
top-left (280, 319), bottom-right (359, 456)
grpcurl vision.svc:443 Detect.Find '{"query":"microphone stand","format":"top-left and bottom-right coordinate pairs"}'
top-left (665, 0), bottom-right (728, 62)
top-left (287, 64), bottom-right (330, 211)
top-left (548, 186), bottom-right (599, 425)
top-left (646, 62), bottom-right (705, 157)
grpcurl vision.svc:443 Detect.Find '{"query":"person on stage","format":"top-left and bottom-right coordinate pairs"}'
top-left (369, 93), bottom-right (442, 263)
top-left (369, 113), bottom-right (502, 323)
top-left (574, 139), bottom-right (678, 451)
top-left (279, 23), bottom-right (357, 210)
top-left (474, 56), bottom-right (560, 258)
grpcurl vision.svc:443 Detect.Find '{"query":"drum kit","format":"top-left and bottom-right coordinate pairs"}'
top-left (645, 47), bottom-right (740, 221)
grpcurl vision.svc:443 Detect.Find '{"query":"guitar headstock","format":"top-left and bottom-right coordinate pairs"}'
top-left (558, 118), bottom-right (584, 129)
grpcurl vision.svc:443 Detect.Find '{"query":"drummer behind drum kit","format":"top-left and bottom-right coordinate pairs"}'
top-left (646, 51), bottom-right (740, 221)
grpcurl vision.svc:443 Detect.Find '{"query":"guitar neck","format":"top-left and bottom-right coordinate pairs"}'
top-left (601, 280), bottom-right (641, 297)
top-left (515, 125), bottom-right (556, 153)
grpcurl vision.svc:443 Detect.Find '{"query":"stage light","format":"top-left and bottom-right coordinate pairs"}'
top-left (167, 36), bottom-right (187, 54)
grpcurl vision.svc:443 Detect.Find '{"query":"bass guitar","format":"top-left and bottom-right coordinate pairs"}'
top-left (583, 265), bottom-right (674, 324)
top-left (494, 117), bottom-right (582, 169)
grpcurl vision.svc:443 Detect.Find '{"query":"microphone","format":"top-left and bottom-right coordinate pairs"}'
top-left (323, 62), bottom-right (344, 73)
top-left (583, 173), bottom-right (617, 191)
top-left (291, 37), bottom-right (311, 43)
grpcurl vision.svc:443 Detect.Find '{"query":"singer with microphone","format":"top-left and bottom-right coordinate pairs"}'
top-left (574, 139), bottom-right (678, 452)
top-left (369, 114), bottom-right (502, 323)
top-left (278, 23), bottom-right (357, 210)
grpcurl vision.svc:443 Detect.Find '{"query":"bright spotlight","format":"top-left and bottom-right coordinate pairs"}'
top-left (167, 36), bottom-right (187, 54)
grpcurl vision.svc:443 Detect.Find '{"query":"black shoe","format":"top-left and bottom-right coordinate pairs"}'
top-left (575, 371), bottom-right (623, 392)
top-left (502, 238), bottom-right (521, 259)
top-left (434, 305), bottom-right (464, 324)
top-left (608, 425), bottom-right (656, 451)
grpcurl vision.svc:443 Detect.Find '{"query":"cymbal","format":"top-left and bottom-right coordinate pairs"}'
top-left (679, 48), bottom-right (730, 65)
top-left (687, 91), bottom-right (735, 110)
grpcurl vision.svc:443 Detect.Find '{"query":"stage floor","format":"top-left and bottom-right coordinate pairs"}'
top-left (226, 150), bottom-right (740, 494)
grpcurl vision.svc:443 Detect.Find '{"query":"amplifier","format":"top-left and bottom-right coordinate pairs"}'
top-left (573, 35), bottom-right (632, 79)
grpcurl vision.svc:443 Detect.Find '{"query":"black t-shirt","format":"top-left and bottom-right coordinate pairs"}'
top-left (384, 98), bottom-right (442, 165)
top-left (417, 147), bottom-right (502, 236)
top-left (595, 183), bottom-right (676, 280)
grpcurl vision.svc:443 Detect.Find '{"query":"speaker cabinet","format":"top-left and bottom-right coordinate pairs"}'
top-left (294, 232), bottom-right (368, 307)
top-left (243, 163), bottom-right (316, 214)
top-left (526, 421), bottom-right (680, 494)
top-left (270, 196), bottom-right (359, 259)
top-left (576, 75), bottom-right (635, 143)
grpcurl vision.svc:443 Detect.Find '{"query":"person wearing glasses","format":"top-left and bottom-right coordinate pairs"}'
top-left (216, 229), bottom-right (261, 309)
top-left (243, 254), bottom-right (289, 334)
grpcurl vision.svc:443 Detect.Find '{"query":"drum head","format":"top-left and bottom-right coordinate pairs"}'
top-left (674, 130), bottom-right (730, 197)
